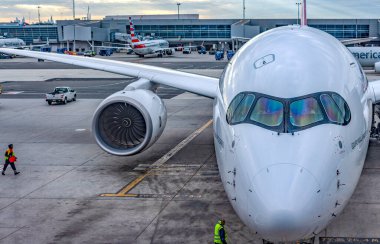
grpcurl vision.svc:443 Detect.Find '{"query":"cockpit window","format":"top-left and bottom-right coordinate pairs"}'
top-left (290, 97), bottom-right (324, 127)
top-left (331, 93), bottom-right (351, 122)
top-left (250, 97), bottom-right (283, 127)
top-left (231, 94), bottom-right (255, 123)
top-left (320, 94), bottom-right (344, 124)
top-left (226, 91), bottom-right (351, 133)
top-left (226, 93), bottom-right (244, 123)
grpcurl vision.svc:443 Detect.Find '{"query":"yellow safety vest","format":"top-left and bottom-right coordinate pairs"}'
top-left (214, 221), bottom-right (227, 243)
top-left (4, 149), bottom-right (14, 161)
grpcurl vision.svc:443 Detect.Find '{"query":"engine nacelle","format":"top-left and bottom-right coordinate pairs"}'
top-left (92, 89), bottom-right (167, 156)
top-left (375, 62), bottom-right (380, 73)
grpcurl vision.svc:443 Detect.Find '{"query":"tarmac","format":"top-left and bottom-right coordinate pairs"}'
top-left (0, 52), bottom-right (380, 243)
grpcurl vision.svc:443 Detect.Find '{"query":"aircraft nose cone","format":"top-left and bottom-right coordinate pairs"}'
top-left (251, 164), bottom-right (322, 241)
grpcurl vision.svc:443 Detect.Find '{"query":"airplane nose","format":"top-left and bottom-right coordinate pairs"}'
top-left (250, 164), bottom-right (322, 241)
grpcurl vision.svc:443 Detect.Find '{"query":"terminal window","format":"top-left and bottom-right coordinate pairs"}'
top-left (134, 25), bottom-right (231, 39)
top-left (309, 24), bottom-right (369, 39)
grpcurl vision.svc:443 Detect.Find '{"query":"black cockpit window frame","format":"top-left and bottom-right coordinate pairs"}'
top-left (226, 91), bottom-right (351, 133)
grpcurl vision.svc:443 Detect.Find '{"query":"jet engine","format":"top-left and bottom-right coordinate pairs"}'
top-left (92, 89), bottom-right (167, 156)
top-left (375, 62), bottom-right (380, 73)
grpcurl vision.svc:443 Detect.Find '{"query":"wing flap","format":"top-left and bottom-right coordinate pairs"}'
top-left (0, 48), bottom-right (219, 98)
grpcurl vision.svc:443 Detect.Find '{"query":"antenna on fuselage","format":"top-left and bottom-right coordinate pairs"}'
top-left (301, 0), bottom-right (307, 26)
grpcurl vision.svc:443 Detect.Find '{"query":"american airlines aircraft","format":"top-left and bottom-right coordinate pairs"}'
top-left (1, 2), bottom-right (380, 242)
top-left (0, 37), bottom-right (25, 48)
top-left (128, 17), bottom-right (175, 57)
top-left (348, 46), bottom-right (380, 71)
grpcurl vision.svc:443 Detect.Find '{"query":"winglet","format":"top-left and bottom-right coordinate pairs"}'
top-left (301, 0), bottom-right (307, 26)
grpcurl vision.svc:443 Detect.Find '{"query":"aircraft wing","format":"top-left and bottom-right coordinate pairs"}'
top-left (341, 37), bottom-right (377, 46)
top-left (0, 48), bottom-right (218, 98)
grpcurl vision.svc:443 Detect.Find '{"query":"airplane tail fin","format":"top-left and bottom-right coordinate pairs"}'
top-left (301, 0), bottom-right (307, 26)
top-left (129, 17), bottom-right (141, 43)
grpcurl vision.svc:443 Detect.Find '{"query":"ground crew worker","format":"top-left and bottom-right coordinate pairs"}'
top-left (214, 219), bottom-right (227, 244)
top-left (2, 144), bottom-right (20, 175)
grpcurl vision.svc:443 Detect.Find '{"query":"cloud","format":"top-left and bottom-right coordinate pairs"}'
top-left (0, 0), bottom-right (380, 22)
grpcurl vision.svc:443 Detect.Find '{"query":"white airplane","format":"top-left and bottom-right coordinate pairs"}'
top-left (0, 37), bottom-right (26, 48)
top-left (348, 46), bottom-right (380, 71)
top-left (114, 32), bottom-right (131, 42)
top-left (1, 1), bottom-right (380, 241)
top-left (128, 17), bottom-right (175, 57)
top-left (0, 37), bottom-right (51, 51)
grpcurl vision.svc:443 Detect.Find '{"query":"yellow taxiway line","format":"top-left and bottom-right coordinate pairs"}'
top-left (100, 119), bottom-right (213, 197)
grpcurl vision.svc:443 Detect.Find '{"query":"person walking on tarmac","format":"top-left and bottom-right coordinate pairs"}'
top-left (2, 144), bottom-right (20, 175)
top-left (214, 219), bottom-right (227, 244)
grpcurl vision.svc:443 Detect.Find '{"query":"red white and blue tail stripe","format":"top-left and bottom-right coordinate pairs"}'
top-left (301, 0), bottom-right (307, 26)
top-left (129, 17), bottom-right (141, 43)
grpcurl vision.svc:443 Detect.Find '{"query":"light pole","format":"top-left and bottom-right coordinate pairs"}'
top-left (296, 2), bottom-right (301, 25)
top-left (243, 0), bottom-right (246, 20)
top-left (243, 0), bottom-right (246, 37)
top-left (37, 6), bottom-right (41, 24)
top-left (73, 0), bottom-right (76, 20)
top-left (177, 3), bottom-right (181, 20)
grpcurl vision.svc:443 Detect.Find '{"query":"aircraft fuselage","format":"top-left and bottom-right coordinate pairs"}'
top-left (133, 39), bottom-right (170, 56)
top-left (212, 26), bottom-right (372, 241)
top-left (348, 46), bottom-right (380, 67)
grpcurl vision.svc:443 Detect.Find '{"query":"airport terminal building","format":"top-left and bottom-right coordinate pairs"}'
top-left (1, 14), bottom-right (379, 51)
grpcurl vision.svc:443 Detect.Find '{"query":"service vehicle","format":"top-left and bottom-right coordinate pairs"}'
top-left (182, 47), bottom-right (191, 54)
top-left (64, 50), bottom-right (77, 55)
top-left (84, 50), bottom-right (96, 57)
top-left (198, 47), bottom-right (207, 54)
top-left (45, 87), bottom-right (76, 105)
top-left (99, 49), bottom-right (113, 56)
top-left (215, 50), bottom-right (224, 60)
top-left (0, 53), bottom-right (13, 59)
top-left (57, 48), bottom-right (67, 54)
top-left (227, 50), bottom-right (235, 60)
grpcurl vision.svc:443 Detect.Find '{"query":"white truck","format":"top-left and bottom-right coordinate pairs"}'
top-left (46, 87), bottom-right (76, 105)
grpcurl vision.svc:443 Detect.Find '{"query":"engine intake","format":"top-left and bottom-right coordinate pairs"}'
top-left (92, 89), bottom-right (167, 156)
top-left (375, 62), bottom-right (380, 73)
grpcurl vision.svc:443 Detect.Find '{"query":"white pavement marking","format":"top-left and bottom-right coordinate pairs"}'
top-left (2, 91), bottom-right (24, 94)
top-left (75, 129), bottom-right (87, 132)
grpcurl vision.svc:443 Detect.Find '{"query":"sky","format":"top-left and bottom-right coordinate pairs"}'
top-left (0, 0), bottom-right (380, 23)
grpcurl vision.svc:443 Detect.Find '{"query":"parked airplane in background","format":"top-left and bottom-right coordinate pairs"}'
top-left (2, 0), bottom-right (380, 242)
top-left (0, 37), bottom-right (51, 51)
top-left (114, 32), bottom-right (131, 42)
top-left (128, 17), bottom-right (174, 57)
top-left (0, 37), bottom-right (25, 48)
top-left (348, 46), bottom-right (380, 72)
